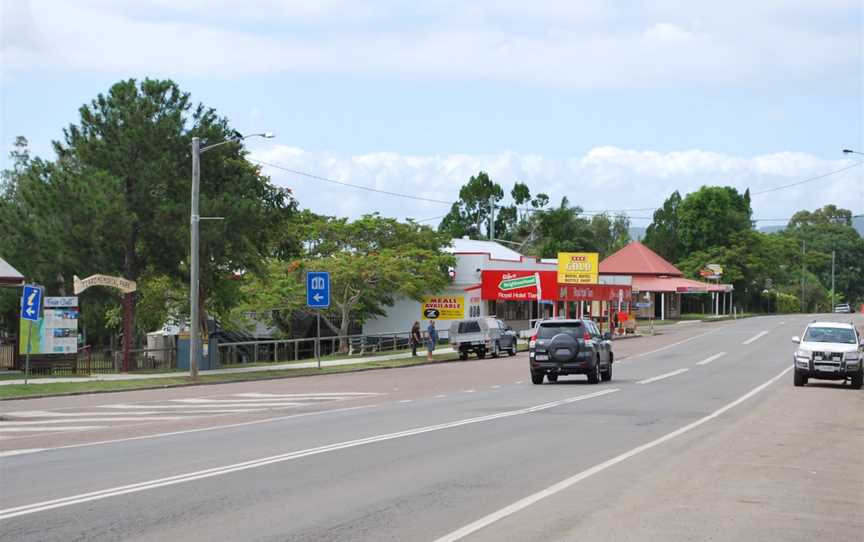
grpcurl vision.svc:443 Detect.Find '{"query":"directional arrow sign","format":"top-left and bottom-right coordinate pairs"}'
top-left (306, 272), bottom-right (330, 309)
top-left (21, 285), bottom-right (43, 322)
top-left (498, 275), bottom-right (537, 291)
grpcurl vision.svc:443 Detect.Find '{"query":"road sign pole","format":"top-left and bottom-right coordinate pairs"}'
top-left (24, 320), bottom-right (32, 385)
top-left (316, 310), bottom-right (321, 369)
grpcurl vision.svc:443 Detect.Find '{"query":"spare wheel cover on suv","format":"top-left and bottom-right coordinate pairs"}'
top-left (548, 333), bottom-right (580, 363)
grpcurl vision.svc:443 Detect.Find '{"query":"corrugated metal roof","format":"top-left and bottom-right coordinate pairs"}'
top-left (599, 241), bottom-right (683, 276)
top-left (0, 257), bottom-right (25, 286)
top-left (446, 238), bottom-right (525, 261)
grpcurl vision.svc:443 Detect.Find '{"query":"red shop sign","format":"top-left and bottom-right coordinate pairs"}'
top-left (481, 270), bottom-right (559, 301)
top-left (558, 284), bottom-right (632, 302)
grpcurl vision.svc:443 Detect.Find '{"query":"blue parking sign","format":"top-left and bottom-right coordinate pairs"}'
top-left (306, 272), bottom-right (330, 309)
top-left (21, 285), bottom-right (43, 322)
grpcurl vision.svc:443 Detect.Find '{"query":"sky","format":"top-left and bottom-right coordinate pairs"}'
top-left (2, 0), bottom-right (863, 229)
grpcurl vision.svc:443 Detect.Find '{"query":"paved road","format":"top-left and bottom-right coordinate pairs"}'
top-left (1, 315), bottom-right (861, 541)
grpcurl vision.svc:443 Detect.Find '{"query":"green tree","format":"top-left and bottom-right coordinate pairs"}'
top-left (677, 186), bottom-right (753, 254)
top-left (644, 191), bottom-right (682, 262)
top-left (529, 197), bottom-right (595, 258)
top-left (0, 79), bottom-right (295, 343)
top-left (242, 214), bottom-right (456, 351)
top-left (589, 212), bottom-right (631, 259)
top-left (781, 204), bottom-right (864, 307)
top-left (438, 171), bottom-right (504, 239)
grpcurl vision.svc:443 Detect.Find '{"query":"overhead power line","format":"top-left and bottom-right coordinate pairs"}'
top-left (253, 156), bottom-right (862, 224)
top-left (750, 161), bottom-right (863, 195)
top-left (252, 159), bottom-right (455, 205)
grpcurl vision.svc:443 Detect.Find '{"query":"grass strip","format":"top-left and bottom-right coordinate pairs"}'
top-left (0, 347), bottom-right (525, 400)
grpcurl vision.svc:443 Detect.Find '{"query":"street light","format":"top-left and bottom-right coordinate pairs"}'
top-left (842, 149), bottom-right (864, 156)
top-left (190, 131), bottom-right (274, 379)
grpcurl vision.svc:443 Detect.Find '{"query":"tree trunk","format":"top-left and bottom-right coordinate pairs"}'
top-left (339, 305), bottom-right (351, 353)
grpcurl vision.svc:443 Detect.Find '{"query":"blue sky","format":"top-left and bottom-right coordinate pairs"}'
top-left (2, 0), bottom-right (863, 227)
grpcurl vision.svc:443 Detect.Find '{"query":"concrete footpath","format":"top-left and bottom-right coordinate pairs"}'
top-left (0, 350), bottom-right (419, 386)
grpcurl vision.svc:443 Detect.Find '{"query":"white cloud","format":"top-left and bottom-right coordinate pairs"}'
top-left (1, 0), bottom-right (859, 90)
top-left (250, 144), bottom-right (864, 226)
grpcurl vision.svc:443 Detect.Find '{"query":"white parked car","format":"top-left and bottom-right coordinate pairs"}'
top-left (833, 303), bottom-right (852, 313)
top-left (792, 322), bottom-right (863, 389)
top-left (449, 318), bottom-right (518, 360)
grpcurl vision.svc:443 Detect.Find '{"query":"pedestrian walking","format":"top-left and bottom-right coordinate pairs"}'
top-left (425, 320), bottom-right (438, 361)
top-left (410, 321), bottom-right (422, 357)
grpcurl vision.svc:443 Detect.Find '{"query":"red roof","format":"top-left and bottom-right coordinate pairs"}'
top-left (632, 276), bottom-right (733, 293)
top-left (599, 241), bottom-right (682, 277)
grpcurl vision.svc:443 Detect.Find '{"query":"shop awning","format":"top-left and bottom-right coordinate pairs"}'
top-left (632, 276), bottom-right (731, 293)
top-left (0, 257), bottom-right (25, 287)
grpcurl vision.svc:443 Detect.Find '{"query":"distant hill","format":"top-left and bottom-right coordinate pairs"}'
top-left (759, 216), bottom-right (864, 236)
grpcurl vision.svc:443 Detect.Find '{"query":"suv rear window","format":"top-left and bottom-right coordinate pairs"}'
top-left (458, 321), bottom-right (482, 334)
top-left (537, 322), bottom-right (583, 339)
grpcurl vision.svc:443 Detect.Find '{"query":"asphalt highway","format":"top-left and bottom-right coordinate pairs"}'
top-left (1, 314), bottom-right (861, 541)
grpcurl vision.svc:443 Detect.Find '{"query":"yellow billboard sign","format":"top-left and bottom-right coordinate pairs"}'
top-left (557, 252), bottom-right (599, 284)
top-left (421, 295), bottom-right (465, 320)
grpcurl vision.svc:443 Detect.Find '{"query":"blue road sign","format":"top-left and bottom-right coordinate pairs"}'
top-left (306, 271), bottom-right (330, 309)
top-left (21, 285), bottom-right (43, 322)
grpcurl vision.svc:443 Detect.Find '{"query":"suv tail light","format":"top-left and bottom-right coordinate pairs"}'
top-left (529, 333), bottom-right (538, 349)
top-left (583, 331), bottom-right (591, 341)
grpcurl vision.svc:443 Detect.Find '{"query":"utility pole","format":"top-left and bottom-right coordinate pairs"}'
top-left (800, 240), bottom-right (805, 313)
top-left (831, 249), bottom-right (835, 310)
top-left (189, 132), bottom-right (273, 381)
top-left (190, 137), bottom-right (201, 380)
top-left (489, 197), bottom-right (495, 241)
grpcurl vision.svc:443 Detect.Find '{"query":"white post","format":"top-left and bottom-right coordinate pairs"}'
top-left (660, 292), bottom-right (666, 321)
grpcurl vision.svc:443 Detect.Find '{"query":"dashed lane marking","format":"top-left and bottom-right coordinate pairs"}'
top-left (636, 368), bottom-right (690, 385)
top-left (696, 352), bottom-right (727, 366)
top-left (742, 331), bottom-right (768, 345)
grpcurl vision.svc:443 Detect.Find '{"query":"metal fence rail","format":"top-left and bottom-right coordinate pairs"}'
top-left (217, 330), bottom-right (451, 366)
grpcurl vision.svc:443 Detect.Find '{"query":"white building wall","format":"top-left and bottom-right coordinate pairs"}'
top-left (363, 240), bottom-right (557, 337)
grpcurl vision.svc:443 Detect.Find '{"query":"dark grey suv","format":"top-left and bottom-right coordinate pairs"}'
top-left (529, 319), bottom-right (613, 384)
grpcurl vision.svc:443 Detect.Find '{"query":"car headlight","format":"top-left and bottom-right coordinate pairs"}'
top-left (795, 349), bottom-right (811, 359)
top-left (845, 352), bottom-right (860, 361)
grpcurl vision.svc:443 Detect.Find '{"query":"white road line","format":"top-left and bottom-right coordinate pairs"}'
top-left (432, 366), bottom-right (793, 542)
top-left (4, 409), bottom-right (263, 418)
top-left (4, 411), bottom-right (164, 417)
top-left (0, 405), bottom-right (376, 458)
top-left (742, 331), bottom-right (768, 345)
top-left (172, 399), bottom-right (310, 405)
top-left (696, 352), bottom-right (727, 366)
top-left (398, 400), bottom-right (413, 404)
top-left (636, 368), bottom-right (690, 385)
top-left (490, 385), bottom-right (501, 389)
top-left (0, 426), bottom-right (105, 433)
top-left (234, 392), bottom-right (380, 398)
top-left (0, 417), bottom-right (196, 425)
top-left (0, 389), bottom-right (619, 520)
top-left (0, 449), bottom-right (45, 458)
top-left (434, 395), bottom-right (447, 399)
top-left (623, 328), bottom-right (720, 362)
top-left (463, 390), bottom-right (476, 393)
top-left (99, 403), bottom-right (307, 409)
top-left (514, 381), bottom-right (524, 384)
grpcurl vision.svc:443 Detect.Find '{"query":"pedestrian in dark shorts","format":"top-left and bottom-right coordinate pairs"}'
top-left (426, 320), bottom-right (438, 361)
top-left (410, 321), bottom-right (422, 357)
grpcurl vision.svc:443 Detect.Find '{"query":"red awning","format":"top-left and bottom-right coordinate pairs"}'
top-left (632, 276), bottom-right (730, 293)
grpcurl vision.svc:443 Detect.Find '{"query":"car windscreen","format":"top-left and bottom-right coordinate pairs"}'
top-left (537, 322), bottom-right (583, 339)
top-left (457, 321), bottom-right (482, 334)
top-left (803, 327), bottom-right (856, 344)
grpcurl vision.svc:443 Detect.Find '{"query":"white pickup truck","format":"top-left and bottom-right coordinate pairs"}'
top-left (449, 318), bottom-right (518, 360)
